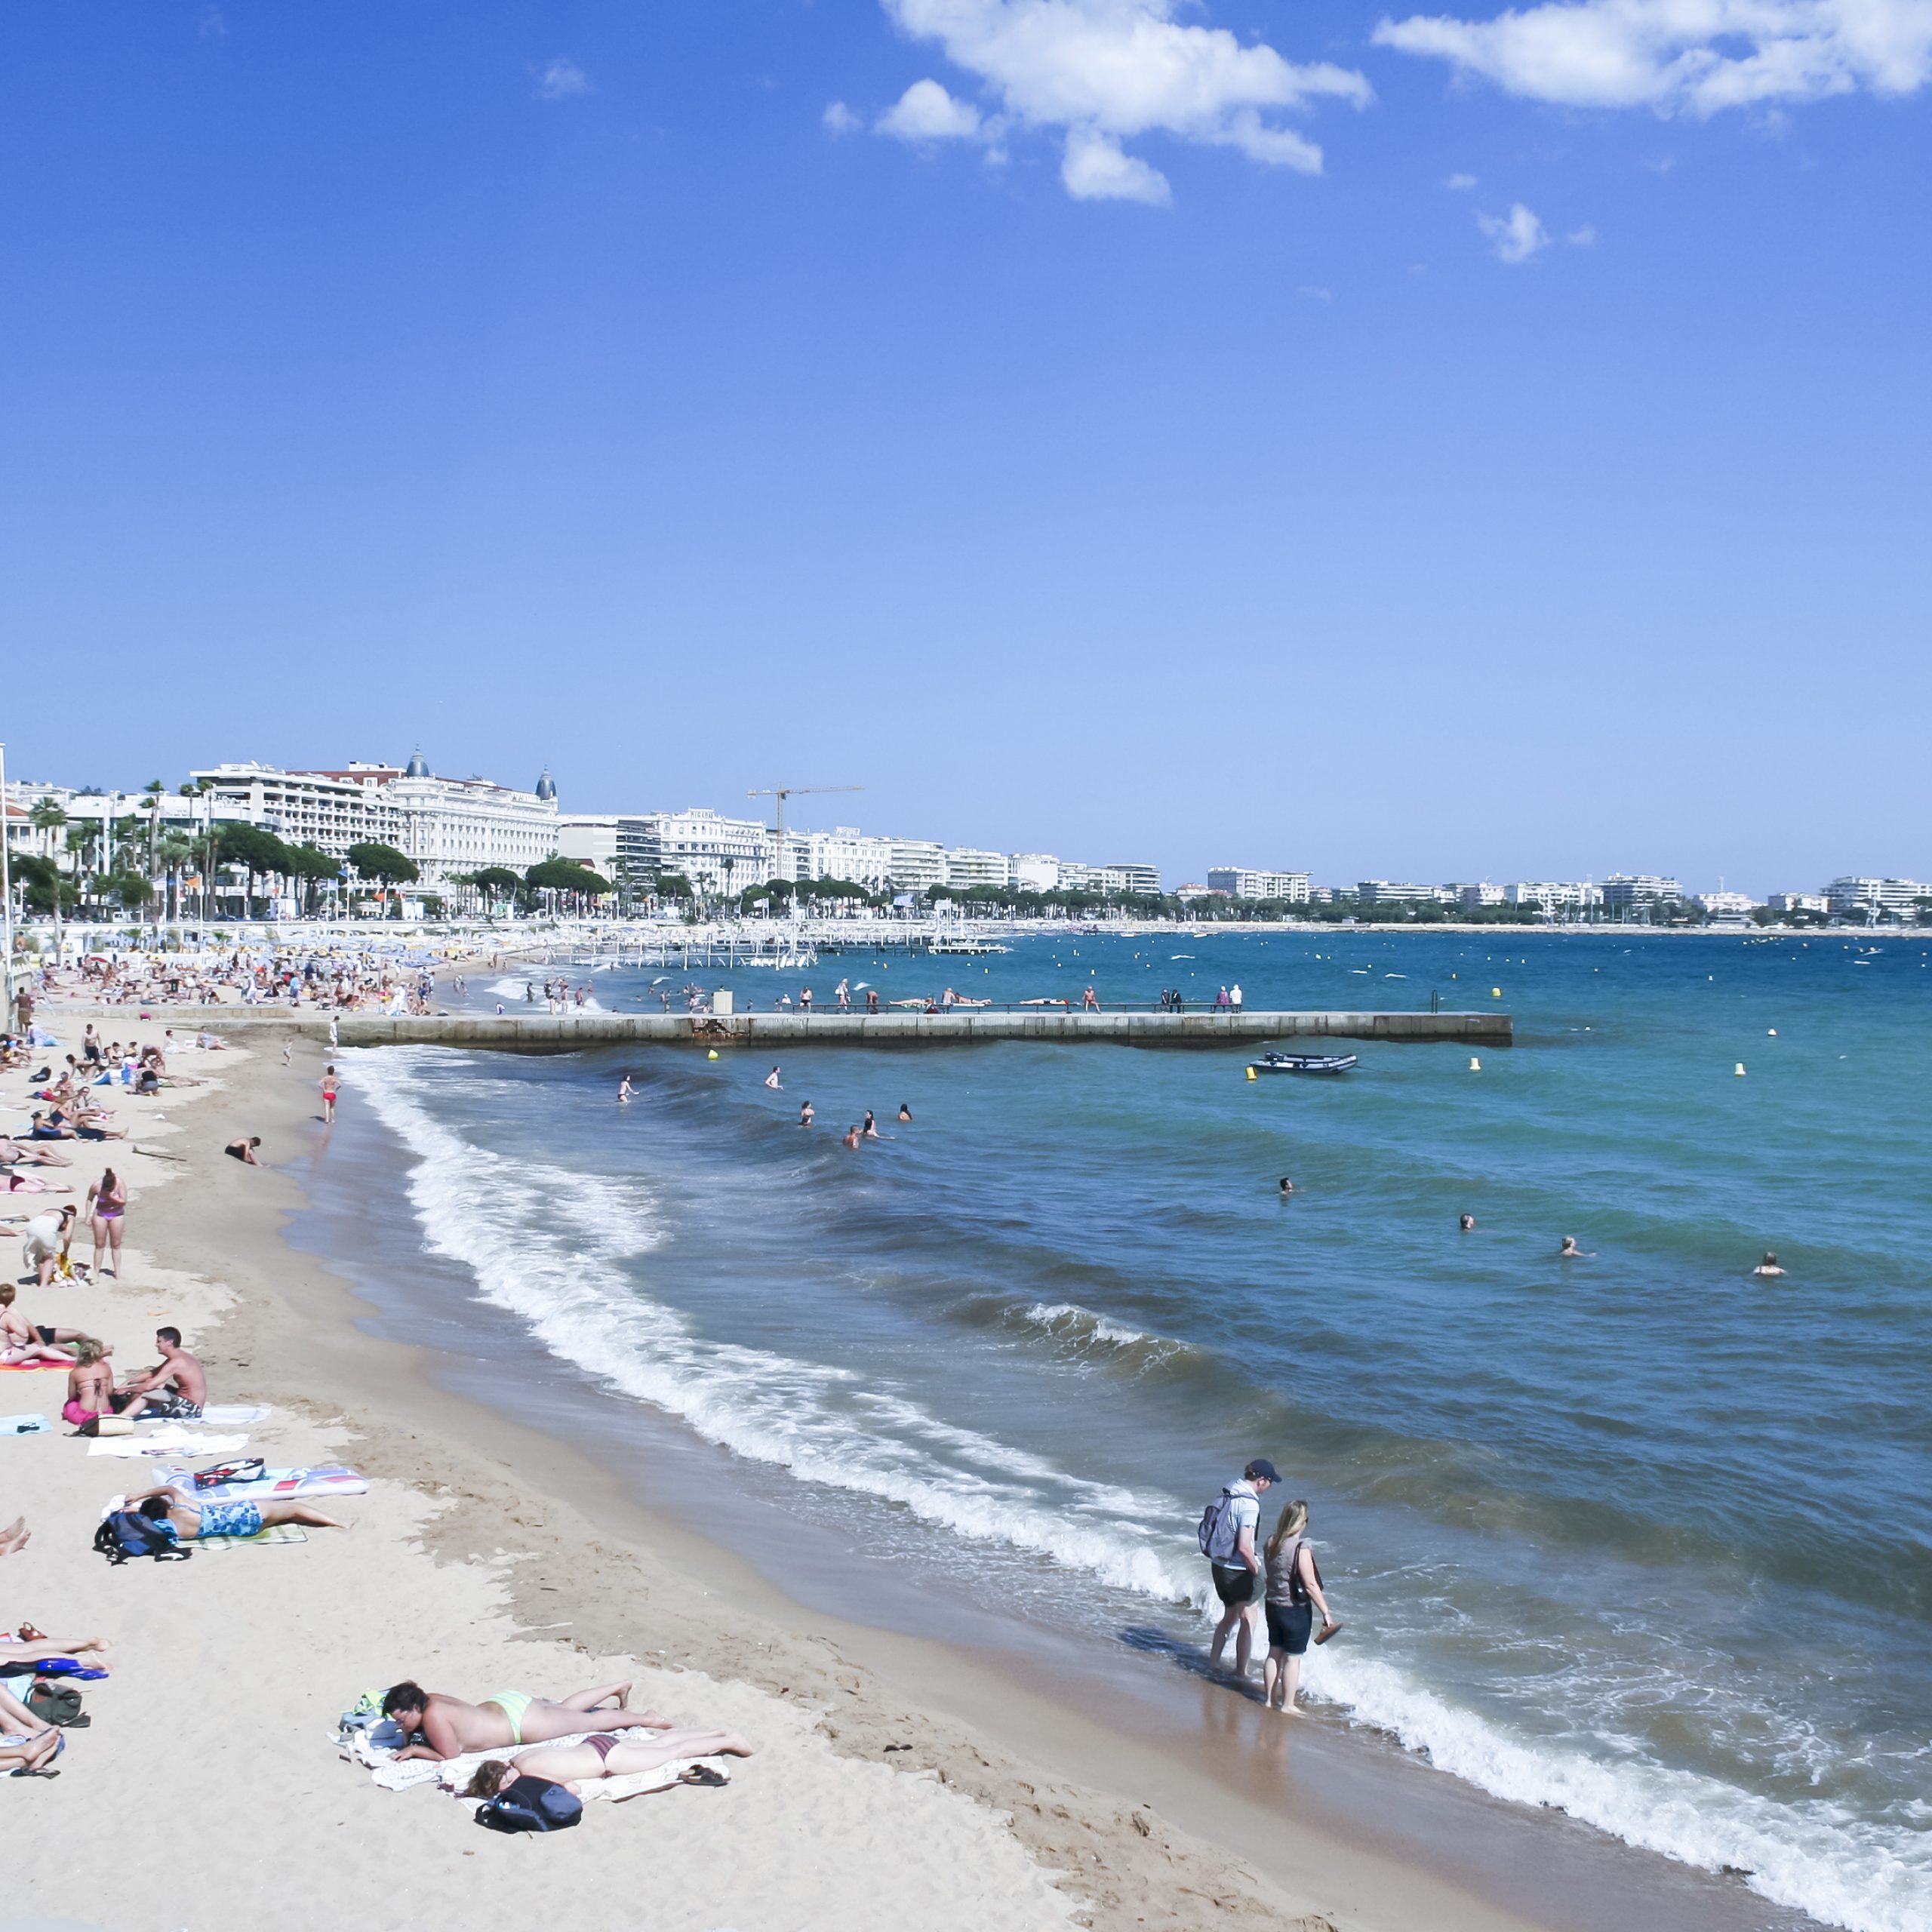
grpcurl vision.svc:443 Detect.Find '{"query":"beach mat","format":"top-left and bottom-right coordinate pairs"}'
top-left (0, 1363), bottom-right (67, 1374)
top-left (199, 1523), bottom-right (309, 1550)
top-left (2, 1414), bottom-right (51, 1435)
top-left (88, 1433), bottom-right (251, 1458)
top-left (149, 1463), bottom-right (366, 1501)
top-left (195, 1404), bottom-right (272, 1425)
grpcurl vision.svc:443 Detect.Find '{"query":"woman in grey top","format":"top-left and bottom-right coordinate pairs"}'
top-left (1262, 1499), bottom-right (1340, 1715)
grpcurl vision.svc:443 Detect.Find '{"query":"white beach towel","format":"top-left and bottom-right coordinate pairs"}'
top-left (88, 1432), bottom-right (250, 1458)
top-left (1, 1414), bottom-right (51, 1435)
top-left (197, 1404), bottom-right (273, 1425)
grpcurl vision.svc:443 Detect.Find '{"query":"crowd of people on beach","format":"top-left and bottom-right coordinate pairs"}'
top-left (17, 946), bottom-right (451, 1017)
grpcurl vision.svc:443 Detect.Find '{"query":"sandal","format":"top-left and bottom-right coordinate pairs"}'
top-left (677, 1764), bottom-right (730, 1788)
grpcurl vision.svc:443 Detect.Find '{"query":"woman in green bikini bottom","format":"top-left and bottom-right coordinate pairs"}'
top-left (380, 1681), bottom-right (673, 1761)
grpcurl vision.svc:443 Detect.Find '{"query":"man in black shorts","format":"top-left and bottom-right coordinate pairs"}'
top-left (1204, 1457), bottom-right (1278, 1677)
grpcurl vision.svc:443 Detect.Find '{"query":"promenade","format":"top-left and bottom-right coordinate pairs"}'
top-left (188, 1007), bottom-right (1514, 1050)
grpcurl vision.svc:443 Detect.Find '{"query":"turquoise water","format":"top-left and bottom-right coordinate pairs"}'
top-left (361, 931), bottom-right (1931, 1931)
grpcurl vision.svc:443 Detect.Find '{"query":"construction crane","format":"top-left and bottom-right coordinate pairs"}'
top-left (747, 785), bottom-right (863, 838)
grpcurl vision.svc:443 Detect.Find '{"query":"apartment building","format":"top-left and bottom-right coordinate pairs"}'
top-left (1207, 868), bottom-right (1310, 902)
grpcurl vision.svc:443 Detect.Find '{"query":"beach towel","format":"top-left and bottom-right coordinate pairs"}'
top-left (1, 1414), bottom-right (51, 1435)
top-left (196, 1404), bottom-right (273, 1425)
top-left (149, 1463), bottom-right (366, 1501)
top-left (350, 1727), bottom-right (732, 1804)
top-left (0, 1363), bottom-right (66, 1374)
top-left (199, 1521), bottom-right (308, 1550)
top-left (88, 1432), bottom-right (251, 1458)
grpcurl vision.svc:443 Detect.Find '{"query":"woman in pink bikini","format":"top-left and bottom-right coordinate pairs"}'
top-left (85, 1168), bottom-right (126, 1278)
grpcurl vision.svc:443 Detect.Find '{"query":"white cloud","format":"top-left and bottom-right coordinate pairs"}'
top-left (1567, 221), bottom-right (1598, 242)
top-left (879, 0), bottom-right (1373, 199)
top-left (1478, 200), bottom-right (1551, 260)
top-left (1374, 0), bottom-right (1932, 116)
top-left (536, 57), bottom-right (588, 101)
top-left (1063, 127), bottom-right (1172, 200)
top-left (879, 77), bottom-right (986, 139)
top-left (1445, 170), bottom-right (1479, 187)
top-left (824, 100), bottom-right (863, 134)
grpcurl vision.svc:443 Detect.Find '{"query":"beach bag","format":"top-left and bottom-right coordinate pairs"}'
top-left (93, 1511), bottom-right (192, 1564)
top-left (1197, 1487), bottom-right (1243, 1563)
top-left (26, 1682), bottom-right (85, 1727)
top-left (193, 1459), bottom-right (265, 1491)
top-left (475, 1775), bottom-right (583, 1835)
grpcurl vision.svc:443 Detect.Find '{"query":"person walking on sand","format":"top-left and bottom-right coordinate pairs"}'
top-left (320, 1065), bottom-right (339, 1124)
top-left (1261, 1498), bottom-right (1340, 1717)
top-left (1201, 1458), bottom-right (1278, 1678)
top-left (85, 1167), bottom-right (126, 1279)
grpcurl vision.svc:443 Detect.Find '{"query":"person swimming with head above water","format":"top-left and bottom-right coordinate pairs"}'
top-left (1559, 1235), bottom-right (1594, 1258)
top-left (798, 1100), bottom-right (814, 1128)
top-left (1752, 1252), bottom-right (1786, 1278)
top-left (1460, 1213), bottom-right (1475, 1232)
top-left (897, 1103), bottom-right (911, 1122)
top-left (380, 1681), bottom-right (673, 1761)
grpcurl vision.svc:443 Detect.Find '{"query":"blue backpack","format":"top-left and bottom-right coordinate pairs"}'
top-left (94, 1510), bottom-right (192, 1564)
top-left (475, 1775), bottom-right (582, 1835)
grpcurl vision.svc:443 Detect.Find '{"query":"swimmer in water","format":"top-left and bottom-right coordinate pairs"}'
top-left (1558, 1235), bottom-right (1592, 1258)
top-left (764, 1066), bottom-right (782, 1090)
top-left (862, 1110), bottom-right (879, 1139)
top-left (897, 1103), bottom-right (912, 1123)
top-left (1459, 1214), bottom-right (1475, 1232)
top-left (842, 1124), bottom-right (861, 1149)
top-left (617, 1075), bottom-right (633, 1103)
top-left (798, 1101), bottom-right (814, 1128)
top-left (1278, 1177), bottom-right (1294, 1195)
top-left (1752, 1252), bottom-right (1786, 1278)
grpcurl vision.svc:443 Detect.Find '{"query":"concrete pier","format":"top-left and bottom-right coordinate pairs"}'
top-left (195, 1008), bottom-right (1512, 1051)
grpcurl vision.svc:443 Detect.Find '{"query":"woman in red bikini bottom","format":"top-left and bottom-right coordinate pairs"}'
top-left (463, 1727), bottom-right (755, 1798)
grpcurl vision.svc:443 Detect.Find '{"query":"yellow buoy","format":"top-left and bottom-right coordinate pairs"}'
top-left (1734, 1063), bottom-right (1746, 1076)
top-left (1247, 1066), bottom-right (1257, 1081)
top-left (1491, 987), bottom-right (1502, 998)
top-left (707, 1049), bottom-right (719, 1060)
top-left (1469, 1057), bottom-right (1481, 1071)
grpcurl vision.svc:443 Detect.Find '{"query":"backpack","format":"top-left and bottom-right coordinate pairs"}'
top-left (475, 1775), bottom-right (583, 1835)
top-left (1196, 1486), bottom-right (1245, 1563)
top-left (93, 1510), bottom-right (193, 1565)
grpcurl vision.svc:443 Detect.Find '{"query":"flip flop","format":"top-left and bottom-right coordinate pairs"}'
top-left (9, 1766), bottom-right (60, 1777)
top-left (1314, 1620), bottom-right (1344, 1645)
top-left (677, 1764), bottom-right (730, 1788)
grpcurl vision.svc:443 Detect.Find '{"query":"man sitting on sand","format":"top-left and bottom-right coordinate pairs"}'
top-left (119, 1481), bottom-right (348, 1543)
top-left (111, 1326), bottom-right (207, 1420)
top-left (380, 1681), bottom-right (674, 1761)
top-left (463, 1726), bottom-right (755, 1798)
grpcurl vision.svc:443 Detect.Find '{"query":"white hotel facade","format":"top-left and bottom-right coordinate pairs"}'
top-left (189, 755), bottom-right (560, 886)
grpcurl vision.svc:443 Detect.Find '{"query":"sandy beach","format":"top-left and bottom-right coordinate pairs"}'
top-left (2, 1004), bottom-right (1757, 1932)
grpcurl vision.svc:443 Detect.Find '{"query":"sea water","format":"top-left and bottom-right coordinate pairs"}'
top-left (351, 933), bottom-right (1931, 1932)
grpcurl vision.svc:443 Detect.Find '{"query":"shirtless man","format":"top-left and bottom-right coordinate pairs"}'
top-left (380, 1681), bottom-right (673, 1762)
top-left (0, 1284), bottom-right (85, 1365)
top-left (112, 1326), bottom-right (208, 1419)
top-left (1752, 1252), bottom-right (1786, 1278)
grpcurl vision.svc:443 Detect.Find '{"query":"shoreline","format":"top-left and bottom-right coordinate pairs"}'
top-left (5, 1017), bottom-right (1820, 1932)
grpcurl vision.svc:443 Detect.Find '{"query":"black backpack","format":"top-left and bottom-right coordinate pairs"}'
top-left (93, 1510), bottom-right (192, 1565)
top-left (475, 1775), bottom-right (583, 1835)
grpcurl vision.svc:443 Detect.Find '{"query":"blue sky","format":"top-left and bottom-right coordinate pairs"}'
top-left (2, 1), bottom-right (1926, 893)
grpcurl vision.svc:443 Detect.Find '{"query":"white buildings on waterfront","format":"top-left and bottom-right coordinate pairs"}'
top-left (1207, 868), bottom-right (1312, 902)
top-left (1823, 876), bottom-right (1929, 918)
top-left (188, 755), bottom-right (559, 885)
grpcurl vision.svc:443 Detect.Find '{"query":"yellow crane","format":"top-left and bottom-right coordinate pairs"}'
top-left (747, 784), bottom-right (863, 838)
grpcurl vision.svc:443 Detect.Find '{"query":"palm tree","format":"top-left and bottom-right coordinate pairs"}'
top-left (28, 798), bottom-right (69, 962)
top-left (155, 832), bottom-right (193, 926)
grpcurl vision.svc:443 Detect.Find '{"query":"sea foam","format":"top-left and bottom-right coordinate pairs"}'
top-left (358, 1046), bottom-right (1931, 1932)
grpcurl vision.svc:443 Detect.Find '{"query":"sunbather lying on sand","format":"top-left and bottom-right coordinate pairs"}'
top-left (0, 1683), bottom-right (63, 1777)
top-left (120, 1484), bottom-right (349, 1542)
top-left (0, 1629), bottom-right (110, 1666)
top-left (463, 1727), bottom-right (754, 1798)
top-left (381, 1681), bottom-right (673, 1761)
